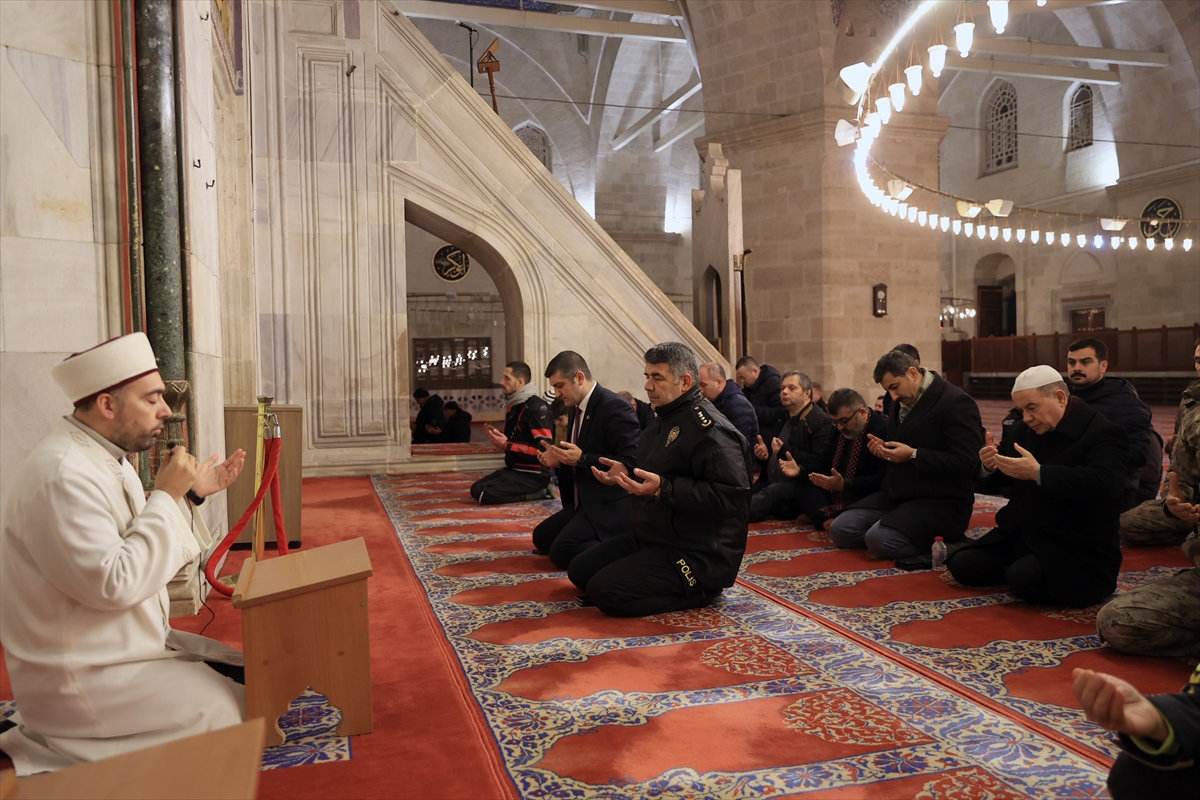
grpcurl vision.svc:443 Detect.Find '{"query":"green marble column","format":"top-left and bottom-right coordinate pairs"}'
top-left (134, 0), bottom-right (185, 382)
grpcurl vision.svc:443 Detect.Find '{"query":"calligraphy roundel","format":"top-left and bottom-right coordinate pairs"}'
top-left (1139, 197), bottom-right (1182, 242)
top-left (433, 245), bottom-right (470, 282)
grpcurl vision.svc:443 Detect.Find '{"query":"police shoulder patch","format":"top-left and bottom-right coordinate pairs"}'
top-left (666, 425), bottom-right (681, 445)
top-left (694, 405), bottom-right (713, 428)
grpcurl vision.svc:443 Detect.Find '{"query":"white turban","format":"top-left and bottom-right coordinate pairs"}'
top-left (1012, 364), bottom-right (1064, 394)
top-left (51, 332), bottom-right (160, 406)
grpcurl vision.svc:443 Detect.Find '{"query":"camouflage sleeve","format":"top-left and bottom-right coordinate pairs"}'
top-left (1168, 401), bottom-right (1200, 506)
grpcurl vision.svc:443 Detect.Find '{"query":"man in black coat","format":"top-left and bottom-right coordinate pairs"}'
top-left (749, 371), bottom-right (833, 522)
top-left (568, 342), bottom-right (752, 617)
top-left (796, 388), bottom-right (888, 530)
top-left (533, 351), bottom-right (640, 569)
top-left (411, 387), bottom-right (445, 444)
top-left (1067, 337), bottom-right (1161, 510)
top-left (735, 356), bottom-right (785, 444)
top-left (618, 391), bottom-right (656, 431)
top-left (830, 350), bottom-right (983, 559)
top-left (698, 361), bottom-right (758, 445)
top-left (948, 365), bottom-right (1128, 606)
top-left (431, 401), bottom-right (473, 443)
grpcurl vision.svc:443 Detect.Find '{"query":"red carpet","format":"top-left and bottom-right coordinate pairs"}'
top-left (737, 494), bottom-right (1194, 763)
top-left (369, 473), bottom-right (1115, 797)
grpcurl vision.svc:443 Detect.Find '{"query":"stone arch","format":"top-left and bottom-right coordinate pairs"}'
top-left (403, 199), bottom-right (529, 371)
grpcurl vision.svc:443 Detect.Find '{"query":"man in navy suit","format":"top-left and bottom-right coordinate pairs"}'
top-left (533, 351), bottom-right (641, 569)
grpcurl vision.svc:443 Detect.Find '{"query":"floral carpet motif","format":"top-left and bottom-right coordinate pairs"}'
top-left (261, 688), bottom-right (353, 770)
top-left (373, 474), bottom-right (1114, 798)
top-left (737, 494), bottom-right (1195, 762)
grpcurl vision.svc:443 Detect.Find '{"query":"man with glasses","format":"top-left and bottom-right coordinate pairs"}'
top-left (791, 388), bottom-right (888, 531)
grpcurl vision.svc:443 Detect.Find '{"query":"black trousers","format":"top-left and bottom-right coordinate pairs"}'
top-left (749, 481), bottom-right (801, 523)
top-left (795, 481), bottom-right (832, 520)
top-left (469, 468), bottom-right (548, 505)
top-left (1109, 751), bottom-right (1200, 800)
top-left (567, 533), bottom-right (719, 617)
top-left (532, 505), bottom-right (603, 569)
top-left (947, 534), bottom-right (1050, 604)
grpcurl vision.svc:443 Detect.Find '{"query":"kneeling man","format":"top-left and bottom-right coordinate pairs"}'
top-left (948, 365), bottom-right (1128, 607)
top-left (568, 343), bottom-right (752, 616)
top-left (0, 333), bottom-right (246, 774)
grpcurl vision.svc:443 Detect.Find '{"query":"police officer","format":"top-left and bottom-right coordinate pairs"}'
top-left (567, 342), bottom-right (753, 617)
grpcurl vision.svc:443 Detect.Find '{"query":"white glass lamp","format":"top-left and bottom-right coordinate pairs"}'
top-left (889, 82), bottom-right (906, 112)
top-left (905, 64), bottom-right (923, 96)
top-left (954, 22), bottom-right (975, 57)
top-left (987, 0), bottom-right (1009, 35)
top-left (928, 44), bottom-right (948, 77)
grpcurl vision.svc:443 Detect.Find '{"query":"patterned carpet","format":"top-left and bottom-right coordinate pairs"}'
top-left (368, 472), bottom-right (1162, 798)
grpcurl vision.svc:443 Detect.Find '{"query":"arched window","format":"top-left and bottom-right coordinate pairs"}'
top-left (514, 124), bottom-right (551, 169)
top-left (984, 81), bottom-right (1018, 174)
top-left (1067, 85), bottom-right (1093, 152)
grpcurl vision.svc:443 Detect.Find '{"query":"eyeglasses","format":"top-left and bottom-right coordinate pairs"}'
top-left (831, 407), bottom-right (866, 428)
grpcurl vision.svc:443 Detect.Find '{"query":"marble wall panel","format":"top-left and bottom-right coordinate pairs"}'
top-left (0, 1), bottom-right (91, 63)
top-left (0, 352), bottom-right (71, 509)
top-left (0, 237), bottom-right (102, 353)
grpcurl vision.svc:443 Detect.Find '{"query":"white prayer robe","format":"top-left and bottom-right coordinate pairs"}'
top-left (0, 419), bottom-right (244, 775)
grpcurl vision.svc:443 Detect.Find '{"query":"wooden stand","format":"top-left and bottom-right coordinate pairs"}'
top-left (232, 538), bottom-right (374, 747)
top-left (6, 718), bottom-right (265, 799)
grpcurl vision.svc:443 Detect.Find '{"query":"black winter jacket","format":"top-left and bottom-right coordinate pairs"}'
top-left (711, 381), bottom-right (759, 444)
top-left (816, 407), bottom-right (889, 502)
top-left (755, 402), bottom-right (834, 486)
top-left (1071, 376), bottom-right (1159, 503)
top-left (437, 409), bottom-right (473, 443)
top-left (632, 387), bottom-right (753, 588)
top-left (743, 364), bottom-right (785, 441)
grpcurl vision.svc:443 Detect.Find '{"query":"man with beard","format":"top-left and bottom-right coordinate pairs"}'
top-left (567, 342), bottom-right (752, 617)
top-left (470, 361), bottom-right (555, 505)
top-left (794, 388), bottom-right (888, 531)
top-left (0, 333), bottom-right (246, 774)
top-left (533, 351), bottom-right (640, 568)
top-left (830, 350), bottom-right (983, 559)
top-left (1067, 337), bottom-right (1160, 512)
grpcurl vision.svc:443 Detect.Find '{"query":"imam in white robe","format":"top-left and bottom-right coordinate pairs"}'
top-left (0, 417), bottom-right (244, 775)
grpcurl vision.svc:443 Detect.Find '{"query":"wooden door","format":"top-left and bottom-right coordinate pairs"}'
top-left (977, 286), bottom-right (1003, 338)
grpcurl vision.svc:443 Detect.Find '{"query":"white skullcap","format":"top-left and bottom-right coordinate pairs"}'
top-left (1012, 364), bottom-right (1064, 394)
top-left (51, 332), bottom-right (160, 406)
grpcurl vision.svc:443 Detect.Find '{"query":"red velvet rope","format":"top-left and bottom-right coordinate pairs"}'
top-left (205, 437), bottom-right (289, 597)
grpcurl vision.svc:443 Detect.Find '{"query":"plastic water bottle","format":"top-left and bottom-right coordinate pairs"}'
top-left (931, 536), bottom-right (947, 572)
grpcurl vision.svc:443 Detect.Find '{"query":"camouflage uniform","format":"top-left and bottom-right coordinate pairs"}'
top-left (1098, 381), bottom-right (1200, 658)
top-left (1119, 381), bottom-right (1198, 546)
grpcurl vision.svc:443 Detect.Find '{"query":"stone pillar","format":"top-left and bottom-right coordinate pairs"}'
top-left (689, 0), bottom-right (948, 398)
top-left (691, 143), bottom-right (742, 366)
top-left (134, 0), bottom-right (186, 382)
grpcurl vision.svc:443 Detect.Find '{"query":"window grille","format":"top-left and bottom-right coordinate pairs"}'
top-left (413, 337), bottom-right (493, 389)
top-left (1067, 85), bottom-right (1093, 152)
top-left (514, 124), bottom-right (551, 169)
top-left (984, 81), bottom-right (1018, 174)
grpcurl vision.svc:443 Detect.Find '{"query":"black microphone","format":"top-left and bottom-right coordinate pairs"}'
top-left (455, 20), bottom-right (477, 33)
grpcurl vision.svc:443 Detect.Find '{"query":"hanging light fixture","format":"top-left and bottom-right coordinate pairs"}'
top-left (989, 225), bottom-right (999, 240)
top-left (1111, 236), bottom-right (1123, 249)
top-left (954, 22), bottom-right (975, 57)
top-left (1128, 236), bottom-right (1138, 250)
top-left (908, 206), bottom-right (919, 223)
top-left (1076, 234), bottom-right (1087, 247)
top-left (928, 44), bottom-right (948, 77)
top-left (838, 62), bottom-right (872, 105)
top-left (888, 179), bottom-right (914, 200)
top-left (1030, 230), bottom-right (1040, 243)
top-left (876, 96), bottom-right (893, 124)
top-left (905, 64), bottom-right (923, 96)
top-left (1185, 238), bottom-right (1194, 251)
top-left (1165, 237), bottom-right (1175, 250)
top-left (1016, 228), bottom-right (1025, 242)
top-left (929, 214), bottom-right (939, 229)
top-left (889, 81), bottom-right (907, 112)
top-left (1003, 228), bottom-right (1012, 242)
top-left (1037, 0), bottom-right (1047, 6)
top-left (977, 224), bottom-right (987, 240)
top-left (865, 112), bottom-right (882, 139)
top-left (1060, 233), bottom-right (1071, 246)
top-left (1093, 234), bottom-right (1104, 248)
top-left (918, 210), bottom-right (928, 225)
top-left (987, 0), bottom-right (1009, 35)
top-left (1146, 237), bottom-right (1156, 250)
top-left (940, 217), bottom-right (951, 232)
top-left (964, 221), bottom-right (974, 236)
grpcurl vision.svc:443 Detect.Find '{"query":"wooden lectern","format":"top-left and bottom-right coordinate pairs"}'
top-left (6, 718), bottom-right (266, 799)
top-left (232, 538), bottom-right (374, 747)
